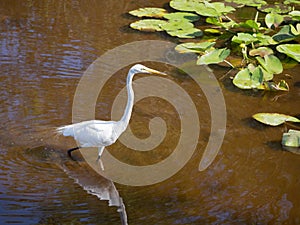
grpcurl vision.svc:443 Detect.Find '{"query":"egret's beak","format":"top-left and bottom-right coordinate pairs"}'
top-left (145, 67), bottom-right (167, 76)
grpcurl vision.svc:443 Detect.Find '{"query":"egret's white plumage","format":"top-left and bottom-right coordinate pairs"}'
top-left (57, 64), bottom-right (166, 163)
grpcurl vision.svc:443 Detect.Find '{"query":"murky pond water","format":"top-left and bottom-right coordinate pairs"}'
top-left (1, 0), bottom-right (300, 224)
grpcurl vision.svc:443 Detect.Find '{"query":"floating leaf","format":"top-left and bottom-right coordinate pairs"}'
top-left (289, 11), bottom-right (300, 20)
top-left (232, 33), bottom-right (258, 45)
top-left (233, 67), bottom-right (263, 89)
top-left (259, 4), bottom-right (292, 14)
top-left (272, 25), bottom-right (298, 43)
top-left (169, 0), bottom-right (205, 12)
top-left (175, 41), bottom-right (215, 53)
top-left (194, 2), bottom-right (235, 17)
top-left (130, 19), bottom-right (168, 31)
top-left (226, 0), bottom-right (267, 7)
top-left (282, 129), bottom-right (300, 148)
top-left (129, 7), bottom-right (168, 18)
top-left (166, 28), bottom-right (203, 38)
top-left (277, 44), bottom-right (300, 62)
top-left (204, 28), bottom-right (222, 34)
top-left (249, 47), bottom-right (274, 57)
top-left (197, 48), bottom-right (230, 65)
top-left (284, 0), bottom-right (300, 4)
top-left (237, 20), bottom-right (260, 31)
top-left (160, 20), bottom-right (194, 31)
top-left (206, 17), bottom-right (236, 29)
top-left (254, 33), bottom-right (277, 46)
top-left (256, 55), bottom-right (283, 74)
top-left (265, 12), bottom-right (284, 29)
top-left (253, 113), bottom-right (300, 126)
top-left (163, 12), bottom-right (200, 22)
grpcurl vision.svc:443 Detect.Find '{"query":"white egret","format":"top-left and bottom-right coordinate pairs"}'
top-left (57, 64), bottom-right (166, 163)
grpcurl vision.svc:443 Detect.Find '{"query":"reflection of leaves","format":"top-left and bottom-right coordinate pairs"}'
top-left (253, 113), bottom-right (300, 126)
top-left (197, 48), bottom-right (230, 65)
top-left (277, 44), bottom-right (300, 62)
top-left (282, 129), bottom-right (300, 148)
top-left (130, 19), bottom-right (167, 31)
top-left (129, 7), bottom-right (168, 18)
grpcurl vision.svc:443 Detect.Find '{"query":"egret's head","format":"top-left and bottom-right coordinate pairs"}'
top-left (130, 64), bottom-right (167, 76)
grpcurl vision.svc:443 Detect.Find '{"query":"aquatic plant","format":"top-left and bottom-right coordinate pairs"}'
top-left (128, 0), bottom-right (300, 92)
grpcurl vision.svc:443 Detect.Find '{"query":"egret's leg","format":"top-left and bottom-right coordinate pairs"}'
top-left (67, 146), bottom-right (81, 160)
top-left (97, 146), bottom-right (105, 170)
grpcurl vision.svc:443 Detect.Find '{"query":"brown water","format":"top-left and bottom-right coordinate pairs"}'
top-left (0, 0), bottom-right (300, 224)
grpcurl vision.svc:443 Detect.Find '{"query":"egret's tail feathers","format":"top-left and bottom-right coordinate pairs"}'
top-left (56, 125), bottom-right (75, 137)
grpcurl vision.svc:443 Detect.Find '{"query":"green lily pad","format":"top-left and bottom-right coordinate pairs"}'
top-left (277, 44), bottom-right (300, 62)
top-left (163, 12), bottom-right (200, 22)
top-left (206, 17), bottom-right (236, 29)
top-left (225, 0), bottom-right (267, 7)
top-left (197, 48), bottom-right (230, 65)
top-left (204, 28), bottom-right (222, 34)
top-left (195, 2), bottom-right (235, 17)
top-left (249, 47), bottom-right (274, 57)
top-left (289, 11), bottom-right (300, 20)
top-left (256, 55), bottom-right (283, 74)
top-left (272, 25), bottom-right (298, 43)
top-left (130, 19), bottom-right (168, 31)
top-left (166, 28), bottom-right (203, 38)
top-left (253, 113), bottom-right (300, 126)
top-left (232, 33), bottom-right (258, 45)
top-left (282, 129), bottom-right (300, 148)
top-left (175, 41), bottom-right (215, 53)
top-left (129, 7), bottom-right (168, 18)
top-left (258, 4), bottom-right (292, 14)
top-left (237, 20), bottom-right (260, 31)
top-left (169, 0), bottom-right (205, 12)
top-left (265, 12), bottom-right (284, 29)
top-left (233, 67), bottom-right (263, 89)
top-left (284, 0), bottom-right (300, 4)
top-left (160, 20), bottom-right (194, 31)
top-left (254, 33), bottom-right (277, 46)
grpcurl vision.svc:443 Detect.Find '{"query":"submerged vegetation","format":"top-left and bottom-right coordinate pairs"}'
top-left (128, 0), bottom-right (300, 151)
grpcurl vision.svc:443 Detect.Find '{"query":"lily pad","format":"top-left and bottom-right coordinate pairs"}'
top-left (197, 48), bottom-right (230, 65)
top-left (277, 44), bottom-right (300, 62)
top-left (195, 2), bottom-right (235, 17)
top-left (282, 129), bottom-right (300, 148)
top-left (284, 0), bottom-right (300, 4)
top-left (129, 7), bottom-right (168, 18)
top-left (163, 12), bottom-right (200, 22)
top-left (258, 4), bottom-right (292, 14)
top-left (249, 47), bottom-right (274, 57)
top-left (289, 11), bottom-right (300, 20)
top-left (232, 33), bottom-right (258, 45)
top-left (166, 28), bottom-right (203, 38)
top-left (130, 19), bottom-right (168, 31)
top-left (272, 25), bottom-right (298, 43)
top-left (160, 20), bottom-right (194, 31)
top-left (175, 41), bottom-right (215, 53)
top-left (256, 55), bottom-right (283, 74)
top-left (237, 20), bottom-right (260, 31)
top-left (169, 0), bottom-right (205, 12)
top-left (265, 12), bottom-right (284, 29)
top-left (206, 17), bottom-right (236, 29)
top-left (225, 0), bottom-right (267, 7)
top-left (233, 67), bottom-right (263, 89)
top-left (252, 113), bottom-right (300, 126)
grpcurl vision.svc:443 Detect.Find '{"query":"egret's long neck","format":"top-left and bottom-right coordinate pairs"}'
top-left (120, 71), bottom-right (135, 128)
